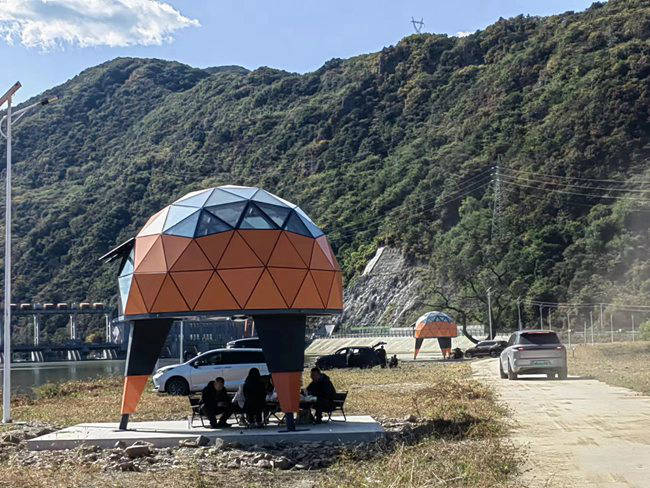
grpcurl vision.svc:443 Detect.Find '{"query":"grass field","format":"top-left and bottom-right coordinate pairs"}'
top-left (0, 362), bottom-right (521, 487)
top-left (568, 342), bottom-right (650, 395)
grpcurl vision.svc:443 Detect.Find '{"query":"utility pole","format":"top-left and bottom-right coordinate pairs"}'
top-left (610, 314), bottom-right (614, 343)
top-left (589, 311), bottom-right (594, 344)
top-left (566, 310), bottom-right (570, 344)
top-left (486, 288), bottom-right (493, 339)
top-left (516, 296), bottom-right (522, 331)
top-left (547, 308), bottom-right (552, 330)
top-left (179, 320), bottom-right (184, 363)
top-left (631, 314), bottom-right (635, 342)
top-left (584, 321), bottom-right (587, 344)
top-left (410, 17), bottom-right (425, 34)
top-left (491, 162), bottom-right (504, 241)
top-left (539, 304), bottom-right (543, 329)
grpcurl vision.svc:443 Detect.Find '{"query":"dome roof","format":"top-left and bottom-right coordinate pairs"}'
top-left (416, 311), bottom-right (455, 324)
top-left (137, 185), bottom-right (324, 240)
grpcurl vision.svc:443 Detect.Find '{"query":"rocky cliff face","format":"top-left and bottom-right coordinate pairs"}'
top-left (334, 247), bottom-right (424, 330)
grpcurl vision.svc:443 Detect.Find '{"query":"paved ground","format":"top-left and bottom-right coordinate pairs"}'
top-left (472, 359), bottom-right (650, 488)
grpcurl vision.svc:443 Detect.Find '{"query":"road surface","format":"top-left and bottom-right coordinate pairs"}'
top-left (472, 359), bottom-right (650, 488)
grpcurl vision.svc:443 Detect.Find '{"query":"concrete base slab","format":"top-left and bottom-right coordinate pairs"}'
top-left (27, 416), bottom-right (384, 451)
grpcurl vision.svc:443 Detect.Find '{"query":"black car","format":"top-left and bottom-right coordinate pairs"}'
top-left (464, 340), bottom-right (507, 358)
top-left (226, 337), bottom-right (261, 349)
top-left (315, 343), bottom-right (385, 370)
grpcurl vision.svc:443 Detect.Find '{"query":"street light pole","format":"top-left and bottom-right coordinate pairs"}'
top-left (539, 304), bottom-right (543, 329)
top-left (516, 296), bottom-right (522, 331)
top-left (1, 84), bottom-right (56, 424)
top-left (486, 288), bottom-right (493, 339)
top-left (590, 311), bottom-right (594, 344)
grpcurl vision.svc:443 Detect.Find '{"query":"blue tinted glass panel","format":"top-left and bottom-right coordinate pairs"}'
top-left (118, 274), bottom-right (133, 310)
top-left (283, 211), bottom-right (311, 237)
top-left (240, 203), bottom-right (276, 229)
top-left (205, 188), bottom-right (246, 206)
top-left (296, 212), bottom-right (324, 237)
top-left (175, 189), bottom-right (213, 207)
top-left (164, 205), bottom-right (199, 231)
top-left (206, 201), bottom-right (247, 227)
top-left (251, 189), bottom-right (287, 207)
top-left (119, 250), bottom-right (134, 277)
top-left (195, 209), bottom-right (231, 237)
top-left (255, 202), bottom-right (291, 227)
top-left (220, 186), bottom-right (258, 199)
top-left (163, 211), bottom-right (201, 237)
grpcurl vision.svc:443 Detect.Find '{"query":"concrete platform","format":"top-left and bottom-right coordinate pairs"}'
top-left (27, 416), bottom-right (384, 451)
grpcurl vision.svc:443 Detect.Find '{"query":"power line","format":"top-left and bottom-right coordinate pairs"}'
top-left (506, 167), bottom-right (650, 186)
top-left (500, 171), bottom-right (650, 193)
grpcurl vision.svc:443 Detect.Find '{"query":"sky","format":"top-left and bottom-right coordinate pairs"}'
top-left (1, 0), bottom-right (596, 103)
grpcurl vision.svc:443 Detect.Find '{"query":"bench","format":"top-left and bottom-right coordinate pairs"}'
top-left (326, 391), bottom-right (348, 422)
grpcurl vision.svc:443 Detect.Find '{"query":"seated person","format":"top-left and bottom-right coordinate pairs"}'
top-left (306, 367), bottom-right (336, 423)
top-left (388, 354), bottom-right (398, 368)
top-left (200, 377), bottom-right (231, 428)
top-left (239, 367), bottom-right (266, 428)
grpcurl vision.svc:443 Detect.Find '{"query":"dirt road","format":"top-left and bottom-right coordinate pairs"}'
top-left (472, 358), bottom-right (650, 488)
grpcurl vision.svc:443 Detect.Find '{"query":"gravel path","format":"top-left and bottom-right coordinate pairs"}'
top-left (472, 358), bottom-right (650, 488)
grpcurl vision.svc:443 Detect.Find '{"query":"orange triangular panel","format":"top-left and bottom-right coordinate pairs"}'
top-left (292, 272), bottom-right (324, 309)
top-left (327, 272), bottom-right (344, 309)
top-left (170, 240), bottom-right (212, 271)
top-left (133, 273), bottom-right (166, 311)
top-left (316, 236), bottom-right (340, 270)
top-left (268, 232), bottom-right (307, 268)
top-left (150, 275), bottom-right (189, 313)
top-left (310, 238), bottom-right (335, 271)
top-left (134, 235), bottom-right (159, 270)
top-left (124, 278), bottom-right (147, 315)
top-left (238, 230), bottom-right (281, 265)
top-left (311, 270), bottom-right (335, 306)
top-left (218, 268), bottom-right (264, 307)
top-left (121, 375), bottom-right (149, 415)
top-left (217, 232), bottom-right (263, 269)
top-left (286, 232), bottom-right (314, 267)
top-left (268, 267), bottom-right (308, 307)
top-left (171, 270), bottom-right (212, 309)
top-left (245, 270), bottom-right (288, 309)
top-left (161, 235), bottom-right (191, 269)
top-left (136, 236), bottom-right (167, 272)
top-left (194, 272), bottom-right (240, 311)
top-left (196, 231), bottom-right (234, 267)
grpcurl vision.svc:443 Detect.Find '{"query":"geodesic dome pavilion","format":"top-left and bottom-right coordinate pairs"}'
top-left (101, 185), bottom-right (343, 430)
top-left (413, 311), bottom-right (458, 359)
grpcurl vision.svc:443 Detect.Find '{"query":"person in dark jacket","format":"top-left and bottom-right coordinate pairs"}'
top-left (376, 345), bottom-right (387, 368)
top-left (242, 367), bottom-right (266, 427)
top-left (201, 377), bottom-right (231, 428)
top-left (306, 367), bottom-right (336, 423)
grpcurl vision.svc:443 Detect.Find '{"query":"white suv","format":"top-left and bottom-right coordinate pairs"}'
top-left (152, 348), bottom-right (269, 395)
top-left (499, 330), bottom-right (567, 380)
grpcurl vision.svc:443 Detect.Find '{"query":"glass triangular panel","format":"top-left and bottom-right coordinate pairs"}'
top-left (137, 206), bottom-right (169, 236)
top-left (283, 210), bottom-right (311, 237)
top-left (174, 189), bottom-right (213, 207)
top-left (119, 248), bottom-right (135, 277)
top-left (206, 201), bottom-right (247, 227)
top-left (294, 207), bottom-right (324, 237)
top-left (205, 188), bottom-right (246, 206)
top-left (255, 202), bottom-right (291, 227)
top-left (239, 203), bottom-right (276, 229)
top-left (220, 186), bottom-right (259, 199)
top-left (163, 211), bottom-right (201, 237)
top-left (118, 274), bottom-right (133, 309)
top-left (252, 189), bottom-right (288, 207)
top-left (195, 209), bottom-right (231, 237)
top-left (164, 205), bottom-right (200, 231)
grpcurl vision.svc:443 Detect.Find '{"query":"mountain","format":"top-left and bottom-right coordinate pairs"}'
top-left (1, 0), bottom-right (648, 339)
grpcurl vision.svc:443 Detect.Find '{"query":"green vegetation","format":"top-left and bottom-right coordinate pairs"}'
top-left (0, 1), bottom-right (648, 338)
top-left (639, 320), bottom-right (650, 340)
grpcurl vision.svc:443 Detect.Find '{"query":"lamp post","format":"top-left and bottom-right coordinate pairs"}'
top-left (1, 83), bottom-right (57, 423)
top-left (516, 296), bottom-right (522, 331)
top-left (486, 287), bottom-right (493, 339)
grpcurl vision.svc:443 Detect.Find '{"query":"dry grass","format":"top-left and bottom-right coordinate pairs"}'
top-left (0, 362), bottom-right (521, 487)
top-left (568, 342), bottom-right (650, 395)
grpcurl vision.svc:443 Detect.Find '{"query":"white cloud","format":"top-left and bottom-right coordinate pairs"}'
top-left (0, 0), bottom-right (200, 49)
top-left (456, 31), bottom-right (472, 38)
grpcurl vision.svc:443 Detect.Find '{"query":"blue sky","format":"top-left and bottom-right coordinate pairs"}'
top-left (1, 0), bottom-right (595, 103)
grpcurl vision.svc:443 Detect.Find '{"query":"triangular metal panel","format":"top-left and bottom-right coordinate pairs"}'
top-left (291, 272), bottom-right (324, 309)
top-left (218, 267), bottom-right (264, 308)
top-left (267, 232), bottom-right (307, 268)
top-left (150, 275), bottom-right (189, 313)
top-left (135, 236), bottom-right (167, 272)
top-left (196, 231), bottom-right (234, 267)
top-left (268, 267), bottom-right (308, 307)
top-left (137, 206), bottom-right (169, 237)
top-left (245, 269), bottom-right (288, 309)
top-left (124, 277), bottom-right (148, 315)
top-left (217, 232), bottom-right (263, 269)
top-left (161, 235), bottom-right (192, 270)
top-left (170, 240), bottom-right (212, 271)
top-left (311, 270), bottom-right (335, 306)
top-left (133, 273), bottom-right (166, 311)
top-left (194, 272), bottom-right (240, 311)
top-left (171, 270), bottom-right (213, 309)
top-left (238, 230), bottom-right (281, 265)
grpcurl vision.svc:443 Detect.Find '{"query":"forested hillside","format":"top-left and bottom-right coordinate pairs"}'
top-left (1, 0), bottom-right (648, 335)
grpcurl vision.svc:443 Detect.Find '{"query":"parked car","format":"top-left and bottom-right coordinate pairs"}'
top-left (226, 337), bottom-right (261, 349)
top-left (152, 348), bottom-right (268, 395)
top-left (464, 340), bottom-right (507, 358)
top-left (499, 330), bottom-right (567, 380)
top-left (315, 343), bottom-right (384, 370)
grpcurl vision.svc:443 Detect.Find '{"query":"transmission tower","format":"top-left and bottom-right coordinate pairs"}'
top-left (411, 17), bottom-right (425, 34)
top-left (491, 162), bottom-right (504, 241)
